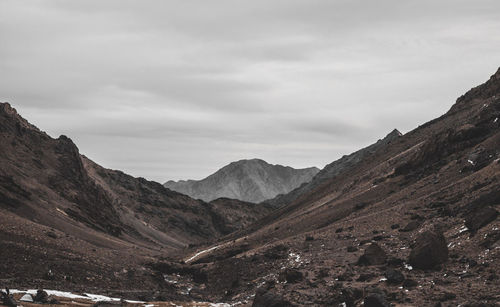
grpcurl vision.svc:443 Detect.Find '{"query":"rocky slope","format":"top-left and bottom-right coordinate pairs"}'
top-left (164, 159), bottom-right (319, 203)
top-left (264, 129), bottom-right (402, 208)
top-left (1, 67), bottom-right (500, 306)
top-left (0, 103), bottom-right (271, 296)
top-left (155, 68), bottom-right (500, 306)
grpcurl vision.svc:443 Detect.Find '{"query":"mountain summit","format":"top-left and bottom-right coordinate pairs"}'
top-left (164, 159), bottom-right (319, 203)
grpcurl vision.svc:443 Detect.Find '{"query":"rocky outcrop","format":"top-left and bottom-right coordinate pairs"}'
top-left (164, 159), bottom-right (319, 203)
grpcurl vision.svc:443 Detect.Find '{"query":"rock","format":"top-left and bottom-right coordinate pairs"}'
top-left (399, 221), bottom-right (420, 232)
top-left (46, 231), bottom-right (57, 239)
top-left (390, 224), bottom-right (400, 229)
top-left (264, 245), bottom-right (288, 260)
top-left (387, 257), bottom-right (404, 266)
top-left (1, 289), bottom-right (17, 307)
top-left (193, 269), bottom-right (208, 283)
top-left (364, 293), bottom-right (390, 307)
top-left (280, 268), bottom-right (303, 283)
top-left (357, 273), bottom-right (375, 282)
top-left (340, 287), bottom-right (363, 306)
top-left (19, 294), bottom-right (33, 302)
top-left (45, 269), bottom-right (55, 280)
top-left (437, 291), bottom-right (457, 302)
top-left (357, 243), bottom-right (387, 265)
top-left (34, 289), bottom-right (49, 303)
top-left (252, 288), bottom-right (295, 307)
top-left (480, 229), bottom-right (500, 248)
top-left (385, 268), bottom-right (405, 284)
top-left (465, 206), bottom-right (498, 232)
top-left (403, 279), bottom-right (418, 288)
top-left (409, 230), bottom-right (448, 270)
top-left (347, 246), bottom-right (358, 252)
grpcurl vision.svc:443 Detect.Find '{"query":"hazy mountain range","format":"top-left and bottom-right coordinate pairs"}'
top-left (164, 159), bottom-right (319, 203)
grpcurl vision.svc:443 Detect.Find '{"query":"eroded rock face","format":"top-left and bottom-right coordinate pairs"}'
top-left (465, 206), bottom-right (498, 232)
top-left (409, 230), bottom-right (448, 270)
top-left (357, 243), bottom-right (387, 266)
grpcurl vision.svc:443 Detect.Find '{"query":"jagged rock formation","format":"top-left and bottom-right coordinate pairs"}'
top-left (164, 159), bottom-right (319, 203)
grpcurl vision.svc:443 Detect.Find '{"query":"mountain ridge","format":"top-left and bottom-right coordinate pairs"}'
top-left (164, 158), bottom-right (319, 203)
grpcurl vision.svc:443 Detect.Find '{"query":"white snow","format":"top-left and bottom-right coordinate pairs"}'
top-left (20, 294), bottom-right (33, 302)
top-left (186, 244), bottom-right (222, 263)
top-left (404, 263), bottom-right (413, 271)
top-left (467, 160), bottom-right (475, 165)
top-left (9, 289), bottom-right (144, 303)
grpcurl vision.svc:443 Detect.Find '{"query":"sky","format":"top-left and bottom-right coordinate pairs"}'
top-left (1, 1), bottom-right (500, 182)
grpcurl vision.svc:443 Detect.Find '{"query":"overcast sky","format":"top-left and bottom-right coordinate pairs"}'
top-left (1, 1), bottom-right (500, 182)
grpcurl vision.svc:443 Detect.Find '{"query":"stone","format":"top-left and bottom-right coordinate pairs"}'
top-left (409, 230), bottom-right (448, 270)
top-left (385, 268), bottom-right (405, 284)
top-left (465, 206), bottom-right (498, 232)
top-left (252, 288), bottom-right (295, 307)
top-left (34, 289), bottom-right (49, 303)
top-left (357, 243), bottom-right (387, 265)
top-left (364, 293), bottom-right (390, 307)
top-left (20, 294), bottom-right (33, 302)
top-left (280, 268), bottom-right (303, 283)
top-left (399, 221), bottom-right (420, 232)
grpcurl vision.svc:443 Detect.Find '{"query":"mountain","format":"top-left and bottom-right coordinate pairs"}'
top-left (264, 128), bottom-right (402, 207)
top-left (1, 67), bottom-right (500, 305)
top-left (164, 159), bottom-right (319, 203)
top-left (0, 102), bottom-right (271, 295)
top-left (157, 68), bottom-right (500, 305)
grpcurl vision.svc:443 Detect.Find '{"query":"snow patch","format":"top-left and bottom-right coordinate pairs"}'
top-left (186, 245), bottom-right (222, 263)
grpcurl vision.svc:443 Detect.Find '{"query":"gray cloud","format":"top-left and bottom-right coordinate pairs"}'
top-left (1, 0), bottom-right (500, 181)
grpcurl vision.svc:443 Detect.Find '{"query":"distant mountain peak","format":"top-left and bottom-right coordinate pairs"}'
top-left (386, 128), bottom-right (402, 139)
top-left (164, 160), bottom-right (319, 203)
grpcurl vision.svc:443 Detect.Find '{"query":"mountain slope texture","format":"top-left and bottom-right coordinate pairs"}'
top-left (164, 159), bottom-right (319, 203)
top-left (0, 67), bottom-right (499, 306)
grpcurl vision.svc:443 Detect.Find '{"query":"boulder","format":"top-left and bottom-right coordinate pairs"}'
top-left (409, 230), bottom-right (448, 269)
top-left (385, 268), bottom-right (405, 284)
top-left (402, 279), bottom-right (418, 288)
top-left (252, 288), bottom-right (294, 307)
top-left (280, 268), bottom-right (303, 283)
top-left (357, 243), bottom-right (387, 265)
top-left (364, 293), bottom-right (390, 307)
top-left (34, 289), bottom-right (49, 303)
top-left (400, 221), bottom-right (420, 232)
top-left (19, 294), bottom-right (33, 302)
top-left (1, 289), bottom-right (17, 307)
top-left (465, 206), bottom-right (498, 232)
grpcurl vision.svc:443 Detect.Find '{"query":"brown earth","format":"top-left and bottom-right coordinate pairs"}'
top-left (2, 67), bottom-right (500, 306)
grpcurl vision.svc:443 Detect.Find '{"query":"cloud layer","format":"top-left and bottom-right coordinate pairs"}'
top-left (1, 0), bottom-right (500, 182)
